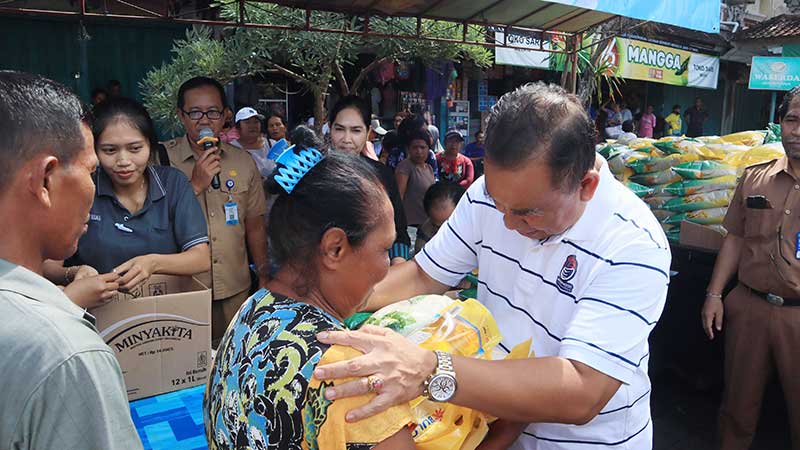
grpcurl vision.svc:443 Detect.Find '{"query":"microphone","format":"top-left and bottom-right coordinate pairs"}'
top-left (197, 128), bottom-right (220, 189)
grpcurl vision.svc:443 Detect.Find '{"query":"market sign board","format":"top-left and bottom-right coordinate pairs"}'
top-left (601, 37), bottom-right (720, 89)
top-left (494, 31), bottom-right (562, 70)
top-left (748, 57), bottom-right (800, 91)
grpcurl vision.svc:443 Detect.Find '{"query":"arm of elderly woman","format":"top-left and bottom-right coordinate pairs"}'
top-left (312, 325), bottom-right (621, 425)
top-left (365, 260), bottom-right (449, 312)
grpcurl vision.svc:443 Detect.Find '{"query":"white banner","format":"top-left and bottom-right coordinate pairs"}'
top-left (688, 53), bottom-right (720, 89)
top-left (494, 31), bottom-right (555, 69)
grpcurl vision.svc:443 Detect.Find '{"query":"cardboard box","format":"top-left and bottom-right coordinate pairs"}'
top-left (92, 275), bottom-right (212, 401)
top-left (678, 220), bottom-right (725, 253)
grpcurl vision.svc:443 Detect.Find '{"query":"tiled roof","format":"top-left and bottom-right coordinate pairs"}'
top-left (735, 14), bottom-right (800, 41)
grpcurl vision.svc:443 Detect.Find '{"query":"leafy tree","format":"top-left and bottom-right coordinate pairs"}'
top-left (142, 3), bottom-right (492, 135)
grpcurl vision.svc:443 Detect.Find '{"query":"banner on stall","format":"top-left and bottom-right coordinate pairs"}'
top-left (748, 57), bottom-right (800, 91)
top-left (494, 31), bottom-right (565, 70)
top-left (602, 37), bottom-right (720, 89)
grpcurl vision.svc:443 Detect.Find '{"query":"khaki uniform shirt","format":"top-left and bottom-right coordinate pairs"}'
top-left (0, 259), bottom-right (142, 450)
top-left (724, 157), bottom-right (800, 299)
top-left (164, 136), bottom-right (267, 300)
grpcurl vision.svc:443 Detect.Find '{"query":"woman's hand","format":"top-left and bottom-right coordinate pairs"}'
top-left (64, 272), bottom-right (120, 309)
top-left (114, 254), bottom-right (160, 292)
top-left (73, 265), bottom-right (98, 281)
top-left (313, 325), bottom-right (437, 422)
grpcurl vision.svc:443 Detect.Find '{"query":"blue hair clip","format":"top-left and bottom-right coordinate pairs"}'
top-left (267, 138), bottom-right (289, 161)
top-left (274, 146), bottom-right (324, 194)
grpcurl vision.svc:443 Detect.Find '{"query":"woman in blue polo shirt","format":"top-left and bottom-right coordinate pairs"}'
top-left (65, 98), bottom-right (210, 308)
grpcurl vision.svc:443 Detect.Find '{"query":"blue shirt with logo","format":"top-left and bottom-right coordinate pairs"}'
top-left (68, 166), bottom-right (209, 273)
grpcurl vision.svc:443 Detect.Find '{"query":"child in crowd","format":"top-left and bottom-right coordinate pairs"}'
top-left (414, 182), bottom-right (466, 255)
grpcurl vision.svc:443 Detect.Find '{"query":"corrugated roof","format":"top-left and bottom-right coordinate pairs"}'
top-left (257, 0), bottom-right (615, 33)
top-left (735, 13), bottom-right (800, 41)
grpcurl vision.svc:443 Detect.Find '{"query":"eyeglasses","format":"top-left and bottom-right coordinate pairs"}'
top-left (181, 109), bottom-right (223, 120)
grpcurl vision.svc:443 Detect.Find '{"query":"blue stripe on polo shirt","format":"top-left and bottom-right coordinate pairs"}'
top-left (477, 279), bottom-right (563, 342)
top-left (561, 239), bottom-right (670, 279)
top-left (420, 248), bottom-right (470, 276)
top-left (599, 389), bottom-right (651, 415)
top-left (522, 418), bottom-right (651, 446)
top-left (478, 243), bottom-right (662, 325)
top-left (465, 191), bottom-right (496, 209)
top-left (613, 212), bottom-right (666, 249)
top-left (478, 277), bottom-right (649, 369)
top-left (578, 297), bottom-right (658, 326)
top-left (478, 243), bottom-right (577, 300)
top-left (561, 337), bottom-right (641, 367)
top-left (446, 222), bottom-right (478, 256)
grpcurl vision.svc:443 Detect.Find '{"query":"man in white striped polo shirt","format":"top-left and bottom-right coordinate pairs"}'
top-left (313, 83), bottom-right (671, 450)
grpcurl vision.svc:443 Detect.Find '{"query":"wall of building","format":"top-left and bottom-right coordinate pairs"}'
top-left (0, 16), bottom-right (187, 102)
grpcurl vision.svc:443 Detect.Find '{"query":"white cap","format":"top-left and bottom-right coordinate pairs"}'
top-left (235, 107), bottom-right (265, 123)
top-left (370, 119), bottom-right (388, 135)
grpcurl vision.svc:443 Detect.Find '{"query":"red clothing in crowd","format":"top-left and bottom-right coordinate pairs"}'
top-left (436, 153), bottom-right (474, 188)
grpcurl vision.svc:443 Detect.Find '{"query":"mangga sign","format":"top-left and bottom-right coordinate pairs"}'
top-left (602, 37), bottom-right (719, 89)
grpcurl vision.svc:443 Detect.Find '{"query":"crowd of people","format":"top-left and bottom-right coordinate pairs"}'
top-left (1, 67), bottom-right (797, 450)
top-left (594, 97), bottom-right (711, 142)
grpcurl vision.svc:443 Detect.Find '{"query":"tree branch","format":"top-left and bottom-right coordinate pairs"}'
top-left (351, 56), bottom-right (391, 94)
top-left (333, 62), bottom-right (349, 95)
top-left (259, 58), bottom-right (313, 86)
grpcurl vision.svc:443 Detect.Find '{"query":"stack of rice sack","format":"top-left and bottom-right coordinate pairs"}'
top-left (600, 129), bottom-right (785, 243)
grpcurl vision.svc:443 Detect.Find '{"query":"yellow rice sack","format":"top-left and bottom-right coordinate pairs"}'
top-left (720, 130), bottom-right (767, 147)
top-left (630, 169), bottom-right (682, 186)
top-left (671, 161), bottom-right (737, 179)
top-left (662, 189), bottom-right (734, 213)
top-left (627, 153), bottom-right (700, 174)
top-left (663, 207), bottom-right (728, 225)
top-left (663, 175), bottom-right (738, 196)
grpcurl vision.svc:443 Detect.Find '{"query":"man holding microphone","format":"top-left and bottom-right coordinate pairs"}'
top-left (163, 76), bottom-right (268, 345)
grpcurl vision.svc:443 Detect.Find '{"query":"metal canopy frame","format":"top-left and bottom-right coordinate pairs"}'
top-left (0, 0), bottom-right (626, 55)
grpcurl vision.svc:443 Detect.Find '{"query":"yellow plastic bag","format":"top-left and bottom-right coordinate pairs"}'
top-left (366, 296), bottom-right (504, 450)
top-left (722, 143), bottom-right (785, 173)
top-left (720, 130), bottom-right (767, 147)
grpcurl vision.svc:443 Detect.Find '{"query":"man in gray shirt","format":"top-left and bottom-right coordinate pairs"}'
top-left (0, 71), bottom-right (142, 450)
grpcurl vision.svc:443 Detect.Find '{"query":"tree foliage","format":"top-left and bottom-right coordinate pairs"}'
top-left (141, 2), bottom-right (492, 135)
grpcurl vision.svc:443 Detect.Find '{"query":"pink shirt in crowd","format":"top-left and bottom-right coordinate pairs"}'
top-left (639, 113), bottom-right (656, 138)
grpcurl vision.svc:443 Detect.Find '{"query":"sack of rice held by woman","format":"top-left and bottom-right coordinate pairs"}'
top-left (671, 161), bottom-right (737, 179)
top-left (624, 181), bottom-right (655, 198)
top-left (722, 143), bottom-right (785, 172)
top-left (627, 153), bottom-right (700, 174)
top-left (645, 194), bottom-right (676, 209)
top-left (630, 169), bottom-right (682, 186)
top-left (366, 296), bottom-right (504, 450)
top-left (663, 175), bottom-right (738, 196)
top-left (663, 207), bottom-right (728, 225)
top-left (662, 189), bottom-right (734, 213)
top-left (720, 130), bottom-right (767, 147)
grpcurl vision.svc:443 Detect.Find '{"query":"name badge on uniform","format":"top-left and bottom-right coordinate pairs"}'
top-left (224, 201), bottom-right (239, 225)
top-left (795, 232), bottom-right (800, 260)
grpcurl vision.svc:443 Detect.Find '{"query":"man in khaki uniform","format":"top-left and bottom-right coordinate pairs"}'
top-left (702, 85), bottom-right (800, 450)
top-left (163, 76), bottom-right (268, 344)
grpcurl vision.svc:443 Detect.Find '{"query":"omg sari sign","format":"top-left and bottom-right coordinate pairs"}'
top-left (600, 37), bottom-right (719, 89)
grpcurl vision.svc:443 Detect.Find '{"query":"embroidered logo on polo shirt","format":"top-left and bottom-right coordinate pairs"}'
top-left (89, 214), bottom-right (101, 222)
top-left (556, 255), bottom-right (578, 293)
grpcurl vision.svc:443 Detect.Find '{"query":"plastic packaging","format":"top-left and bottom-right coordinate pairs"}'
top-left (624, 181), bottom-right (655, 198)
top-left (663, 176), bottom-right (738, 196)
top-left (630, 169), bottom-right (682, 186)
top-left (627, 153), bottom-right (700, 174)
top-left (720, 130), bottom-right (767, 147)
top-left (671, 161), bottom-right (737, 179)
top-left (663, 207), bottom-right (728, 225)
top-left (366, 295), bottom-right (504, 450)
top-left (661, 189), bottom-right (734, 213)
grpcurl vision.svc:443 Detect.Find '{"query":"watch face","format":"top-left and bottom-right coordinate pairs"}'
top-left (429, 374), bottom-right (456, 402)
